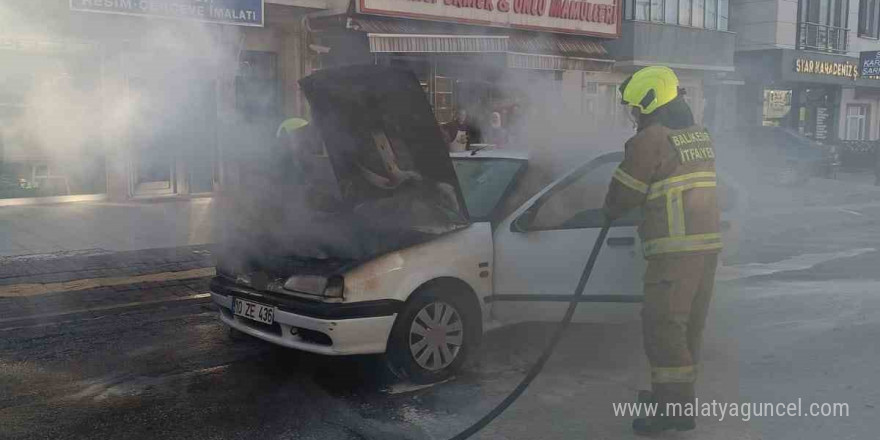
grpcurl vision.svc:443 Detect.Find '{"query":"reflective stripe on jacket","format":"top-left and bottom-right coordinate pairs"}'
top-left (604, 124), bottom-right (722, 258)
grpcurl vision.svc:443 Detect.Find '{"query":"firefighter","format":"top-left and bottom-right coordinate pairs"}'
top-left (602, 66), bottom-right (722, 435)
top-left (276, 117), bottom-right (309, 139)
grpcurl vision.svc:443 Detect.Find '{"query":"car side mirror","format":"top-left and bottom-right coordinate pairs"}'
top-left (511, 209), bottom-right (535, 233)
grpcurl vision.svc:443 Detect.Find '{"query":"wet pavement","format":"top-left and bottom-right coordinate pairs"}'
top-left (3, 178), bottom-right (880, 439)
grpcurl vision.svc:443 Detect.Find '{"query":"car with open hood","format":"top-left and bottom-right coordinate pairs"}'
top-left (210, 66), bottom-right (737, 383)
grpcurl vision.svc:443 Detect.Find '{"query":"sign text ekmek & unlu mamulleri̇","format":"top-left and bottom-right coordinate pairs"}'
top-left (402, 0), bottom-right (617, 24)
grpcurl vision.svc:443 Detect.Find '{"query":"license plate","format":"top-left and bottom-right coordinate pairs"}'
top-left (232, 298), bottom-right (275, 325)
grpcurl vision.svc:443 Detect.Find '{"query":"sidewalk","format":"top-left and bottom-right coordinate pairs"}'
top-left (834, 169), bottom-right (877, 187)
top-left (0, 198), bottom-right (215, 258)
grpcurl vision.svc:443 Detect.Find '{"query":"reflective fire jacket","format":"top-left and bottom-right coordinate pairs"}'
top-left (604, 123), bottom-right (722, 258)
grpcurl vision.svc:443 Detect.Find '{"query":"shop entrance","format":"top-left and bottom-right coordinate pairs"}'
top-left (762, 86), bottom-right (839, 140)
top-left (128, 77), bottom-right (217, 197)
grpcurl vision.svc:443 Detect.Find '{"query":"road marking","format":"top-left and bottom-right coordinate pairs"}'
top-left (0, 311), bottom-right (217, 333)
top-left (0, 267), bottom-right (216, 298)
top-left (0, 293), bottom-right (211, 325)
top-left (717, 248), bottom-right (877, 281)
top-left (838, 208), bottom-right (864, 216)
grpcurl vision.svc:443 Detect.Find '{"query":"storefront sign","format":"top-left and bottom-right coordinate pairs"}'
top-left (859, 51), bottom-right (880, 77)
top-left (69, 0), bottom-right (264, 27)
top-left (357, 0), bottom-right (620, 37)
top-left (794, 58), bottom-right (858, 81)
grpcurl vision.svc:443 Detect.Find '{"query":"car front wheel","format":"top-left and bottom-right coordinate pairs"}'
top-left (386, 287), bottom-right (477, 384)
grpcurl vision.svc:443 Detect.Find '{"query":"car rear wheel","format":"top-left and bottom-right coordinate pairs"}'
top-left (386, 287), bottom-right (477, 384)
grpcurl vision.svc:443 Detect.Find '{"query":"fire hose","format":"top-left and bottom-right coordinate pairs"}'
top-left (449, 221), bottom-right (613, 440)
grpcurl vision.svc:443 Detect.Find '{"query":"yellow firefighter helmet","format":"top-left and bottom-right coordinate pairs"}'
top-left (619, 66), bottom-right (680, 115)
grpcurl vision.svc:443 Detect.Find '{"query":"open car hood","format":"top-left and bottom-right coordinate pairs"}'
top-left (300, 65), bottom-right (469, 223)
top-left (218, 66), bottom-right (470, 273)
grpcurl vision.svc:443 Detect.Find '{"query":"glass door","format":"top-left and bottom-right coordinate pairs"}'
top-left (129, 77), bottom-right (175, 196)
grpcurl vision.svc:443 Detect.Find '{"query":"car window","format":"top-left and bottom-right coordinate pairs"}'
top-left (531, 161), bottom-right (619, 230)
top-left (453, 158), bottom-right (525, 220)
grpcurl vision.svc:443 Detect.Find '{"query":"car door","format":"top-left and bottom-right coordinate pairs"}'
top-left (490, 152), bottom-right (646, 324)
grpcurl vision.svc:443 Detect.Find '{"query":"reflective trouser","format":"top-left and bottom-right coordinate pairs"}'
top-left (641, 252), bottom-right (719, 415)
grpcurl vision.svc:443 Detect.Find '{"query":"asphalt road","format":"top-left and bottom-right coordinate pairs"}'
top-left (3, 180), bottom-right (880, 440)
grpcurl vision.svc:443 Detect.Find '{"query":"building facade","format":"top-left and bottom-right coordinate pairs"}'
top-left (601, 0), bottom-right (738, 134)
top-left (732, 0), bottom-right (880, 141)
top-left (0, 0), bottom-right (318, 203)
top-left (306, 0), bottom-right (622, 151)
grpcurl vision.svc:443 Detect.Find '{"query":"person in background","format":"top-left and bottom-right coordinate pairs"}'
top-left (442, 109), bottom-right (479, 152)
top-left (484, 111), bottom-right (508, 147)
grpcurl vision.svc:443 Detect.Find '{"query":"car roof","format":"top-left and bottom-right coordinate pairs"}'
top-left (449, 149), bottom-right (530, 161)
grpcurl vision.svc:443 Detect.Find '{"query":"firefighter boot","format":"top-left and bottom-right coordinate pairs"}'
top-left (632, 385), bottom-right (695, 436)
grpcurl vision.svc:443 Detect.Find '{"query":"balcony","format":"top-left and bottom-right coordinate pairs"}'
top-left (797, 22), bottom-right (848, 54)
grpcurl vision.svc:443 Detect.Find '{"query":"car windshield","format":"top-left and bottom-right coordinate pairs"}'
top-left (452, 157), bottom-right (525, 220)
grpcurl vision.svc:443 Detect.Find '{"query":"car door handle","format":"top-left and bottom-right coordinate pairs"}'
top-left (606, 237), bottom-right (635, 247)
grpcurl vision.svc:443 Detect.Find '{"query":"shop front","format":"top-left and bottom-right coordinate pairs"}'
top-left (0, 0), bottom-right (315, 203)
top-left (307, 0), bottom-right (618, 147)
top-left (737, 49), bottom-right (880, 142)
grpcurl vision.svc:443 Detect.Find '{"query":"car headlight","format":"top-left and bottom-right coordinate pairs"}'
top-left (283, 275), bottom-right (344, 299)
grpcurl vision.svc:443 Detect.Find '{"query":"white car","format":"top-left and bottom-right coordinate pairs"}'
top-left (211, 66), bottom-right (737, 383)
top-left (211, 147), bottom-right (701, 382)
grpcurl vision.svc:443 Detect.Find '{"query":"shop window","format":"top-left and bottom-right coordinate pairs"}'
top-left (705, 0), bottom-right (717, 29)
top-left (434, 76), bottom-right (456, 124)
top-left (651, 0), bottom-right (664, 21)
top-left (692, 0), bottom-right (705, 27)
top-left (634, 0), bottom-right (650, 20)
top-left (763, 89), bottom-right (793, 127)
top-left (859, 0), bottom-right (880, 38)
top-left (845, 105), bottom-right (869, 140)
top-left (679, 0), bottom-right (692, 26)
top-left (666, 0), bottom-right (680, 24)
top-left (236, 51), bottom-right (280, 121)
top-left (0, 48), bottom-right (106, 199)
top-left (580, 79), bottom-right (598, 119)
top-left (581, 81), bottom-right (631, 130)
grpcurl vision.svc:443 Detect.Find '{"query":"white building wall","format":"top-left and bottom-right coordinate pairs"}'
top-left (841, 0), bottom-right (880, 140)
top-left (731, 0), bottom-right (880, 54)
top-left (838, 88), bottom-right (880, 140)
top-left (730, 0), bottom-right (781, 50)
top-left (776, 0), bottom-right (799, 49)
top-left (732, 0), bottom-right (880, 139)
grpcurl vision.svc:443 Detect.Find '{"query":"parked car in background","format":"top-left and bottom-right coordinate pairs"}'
top-left (716, 127), bottom-right (834, 184)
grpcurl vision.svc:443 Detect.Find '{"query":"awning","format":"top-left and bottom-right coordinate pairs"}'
top-left (508, 33), bottom-right (607, 58)
top-left (506, 32), bottom-right (612, 71)
top-left (368, 34), bottom-right (508, 53)
top-left (311, 14), bottom-right (613, 71)
top-left (506, 52), bottom-right (613, 72)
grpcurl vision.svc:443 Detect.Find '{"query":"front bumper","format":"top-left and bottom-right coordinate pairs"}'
top-left (210, 277), bottom-right (399, 355)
